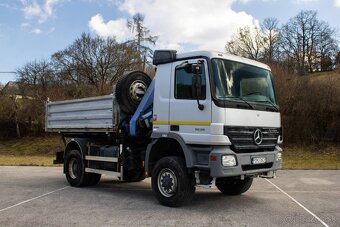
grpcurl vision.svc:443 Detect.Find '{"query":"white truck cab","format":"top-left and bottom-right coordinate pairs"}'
top-left (149, 50), bottom-right (282, 175)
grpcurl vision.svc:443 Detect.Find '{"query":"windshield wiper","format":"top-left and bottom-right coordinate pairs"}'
top-left (239, 97), bottom-right (254, 109)
top-left (228, 96), bottom-right (254, 110)
top-left (260, 99), bottom-right (279, 112)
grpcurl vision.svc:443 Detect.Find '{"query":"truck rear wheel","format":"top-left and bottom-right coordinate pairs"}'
top-left (65, 150), bottom-right (101, 187)
top-left (216, 177), bottom-right (253, 195)
top-left (151, 156), bottom-right (195, 207)
top-left (115, 71), bottom-right (152, 114)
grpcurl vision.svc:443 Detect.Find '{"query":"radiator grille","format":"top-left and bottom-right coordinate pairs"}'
top-left (224, 126), bottom-right (279, 153)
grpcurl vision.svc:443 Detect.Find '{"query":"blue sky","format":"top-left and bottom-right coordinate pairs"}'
top-left (0, 0), bottom-right (339, 84)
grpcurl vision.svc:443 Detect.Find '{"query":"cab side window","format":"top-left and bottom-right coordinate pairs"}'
top-left (175, 64), bottom-right (206, 100)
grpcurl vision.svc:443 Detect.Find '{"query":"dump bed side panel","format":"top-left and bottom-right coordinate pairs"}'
top-left (46, 95), bottom-right (117, 132)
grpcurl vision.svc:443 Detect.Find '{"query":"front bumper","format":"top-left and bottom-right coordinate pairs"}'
top-left (209, 145), bottom-right (282, 178)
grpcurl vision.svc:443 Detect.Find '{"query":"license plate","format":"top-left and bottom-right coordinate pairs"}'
top-left (251, 157), bottom-right (266, 165)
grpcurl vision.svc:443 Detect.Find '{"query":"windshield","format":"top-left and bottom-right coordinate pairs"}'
top-left (211, 58), bottom-right (278, 107)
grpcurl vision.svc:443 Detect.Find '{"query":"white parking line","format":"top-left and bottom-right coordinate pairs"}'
top-left (265, 179), bottom-right (329, 227)
top-left (0, 186), bottom-right (69, 213)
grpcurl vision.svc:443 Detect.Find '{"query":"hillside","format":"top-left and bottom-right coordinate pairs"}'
top-left (308, 70), bottom-right (340, 89)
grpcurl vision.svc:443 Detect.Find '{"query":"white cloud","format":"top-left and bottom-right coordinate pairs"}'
top-left (22, 0), bottom-right (62, 23)
top-left (31, 28), bottom-right (42, 34)
top-left (88, 14), bottom-right (133, 42)
top-left (88, 0), bottom-right (258, 51)
top-left (23, 1), bottom-right (41, 16)
top-left (291, 0), bottom-right (319, 4)
top-left (335, 0), bottom-right (340, 7)
top-left (238, 0), bottom-right (278, 2)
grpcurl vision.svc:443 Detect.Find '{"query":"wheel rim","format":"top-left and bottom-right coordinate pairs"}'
top-left (157, 168), bottom-right (178, 198)
top-left (129, 80), bottom-right (148, 104)
top-left (68, 158), bottom-right (78, 179)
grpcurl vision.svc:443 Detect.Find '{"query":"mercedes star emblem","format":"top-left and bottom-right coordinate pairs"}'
top-left (254, 129), bottom-right (263, 145)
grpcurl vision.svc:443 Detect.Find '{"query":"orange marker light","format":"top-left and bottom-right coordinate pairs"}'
top-left (210, 155), bottom-right (217, 161)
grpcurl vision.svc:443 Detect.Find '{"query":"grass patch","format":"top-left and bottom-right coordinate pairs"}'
top-left (0, 136), bottom-right (63, 156)
top-left (0, 136), bottom-right (63, 166)
top-left (283, 144), bottom-right (340, 169)
top-left (0, 155), bottom-right (56, 166)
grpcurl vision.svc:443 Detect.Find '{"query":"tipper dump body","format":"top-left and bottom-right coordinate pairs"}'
top-left (46, 94), bottom-right (121, 133)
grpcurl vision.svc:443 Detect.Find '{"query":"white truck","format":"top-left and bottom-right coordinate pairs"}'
top-left (46, 50), bottom-right (283, 207)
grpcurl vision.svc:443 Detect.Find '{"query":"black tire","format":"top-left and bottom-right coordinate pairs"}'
top-left (115, 71), bottom-right (152, 114)
top-left (216, 177), bottom-right (253, 195)
top-left (151, 156), bottom-right (195, 207)
top-left (64, 150), bottom-right (101, 187)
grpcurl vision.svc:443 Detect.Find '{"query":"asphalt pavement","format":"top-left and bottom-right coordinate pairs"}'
top-left (0, 167), bottom-right (339, 227)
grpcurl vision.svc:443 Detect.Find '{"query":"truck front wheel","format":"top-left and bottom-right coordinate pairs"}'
top-left (65, 150), bottom-right (101, 187)
top-left (151, 156), bottom-right (195, 207)
top-left (216, 177), bottom-right (253, 195)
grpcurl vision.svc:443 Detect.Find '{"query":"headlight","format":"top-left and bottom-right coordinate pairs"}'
top-left (222, 155), bottom-right (237, 167)
top-left (276, 152), bottom-right (282, 162)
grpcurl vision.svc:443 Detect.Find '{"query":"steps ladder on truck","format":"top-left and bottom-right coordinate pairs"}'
top-left (84, 144), bottom-right (124, 180)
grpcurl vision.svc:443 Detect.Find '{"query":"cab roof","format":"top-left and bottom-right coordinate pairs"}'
top-left (153, 50), bottom-right (271, 71)
top-left (176, 50), bottom-right (271, 71)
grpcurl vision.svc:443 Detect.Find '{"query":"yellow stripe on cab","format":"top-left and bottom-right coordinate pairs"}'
top-left (153, 121), bottom-right (211, 126)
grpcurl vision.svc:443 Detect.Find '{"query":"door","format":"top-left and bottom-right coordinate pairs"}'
top-left (169, 59), bottom-right (212, 144)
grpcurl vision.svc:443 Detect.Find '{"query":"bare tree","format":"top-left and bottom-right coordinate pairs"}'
top-left (226, 26), bottom-right (264, 60)
top-left (336, 52), bottom-right (340, 68)
top-left (317, 22), bottom-right (338, 71)
top-left (17, 59), bottom-right (54, 99)
top-left (127, 13), bottom-right (158, 71)
top-left (52, 33), bottom-right (139, 95)
top-left (261, 17), bottom-right (280, 63)
top-left (280, 10), bottom-right (338, 74)
top-left (280, 11), bottom-right (309, 75)
top-left (225, 18), bottom-right (282, 63)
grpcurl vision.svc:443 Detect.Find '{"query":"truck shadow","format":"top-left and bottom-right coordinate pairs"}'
top-left (80, 178), bottom-right (262, 211)
top-left (189, 191), bottom-right (261, 211)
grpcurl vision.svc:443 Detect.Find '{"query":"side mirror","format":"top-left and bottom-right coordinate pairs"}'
top-left (178, 62), bottom-right (203, 74)
top-left (192, 64), bottom-right (202, 75)
top-left (192, 67), bottom-right (204, 111)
